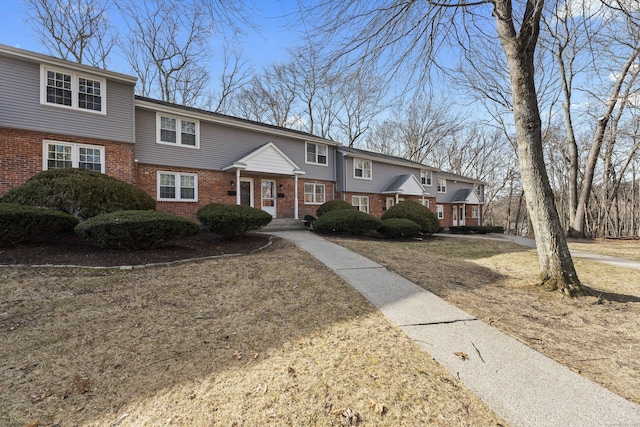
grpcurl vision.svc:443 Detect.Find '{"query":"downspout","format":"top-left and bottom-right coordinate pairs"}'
top-left (294, 174), bottom-right (299, 219)
top-left (236, 168), bottom-right (241, 205)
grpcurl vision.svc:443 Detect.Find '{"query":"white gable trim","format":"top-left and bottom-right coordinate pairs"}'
top-left (224, 142), bottom-right (305, 176)
top-left (382, 174), bottom-right (429, 196)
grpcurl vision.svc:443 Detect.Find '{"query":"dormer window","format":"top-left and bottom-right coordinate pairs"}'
top-left (41, 66), bottom-right (105, 114)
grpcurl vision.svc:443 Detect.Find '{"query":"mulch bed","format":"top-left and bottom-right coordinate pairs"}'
top-left (0, 232), bottom-right (271, 267)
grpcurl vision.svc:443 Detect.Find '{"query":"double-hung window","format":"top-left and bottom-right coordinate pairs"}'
top-left (354, 159), bottom-right (372, 179)
top-left (158, 172), bottom-right (198, 201)
top-left (42, 66), bottom-right (105, 113)
top-left (304, 183), bottom-right (326, 204)
top-left (471, 205), bottom-right (479, 219)
top-left (352, 195), bottom-right (369, 214)
top-left (306, 142), bottom-right (328, 165)
top-left (436, 204), bottom-right (444, 219)
top-left (437, 179), bottom-right (447, 193)
top-left (43, 141), bottom-right (105, 173)
top-left (157, 113), bottom-right (199, 148)
top-left (421, 170), bottom-right (432, 186)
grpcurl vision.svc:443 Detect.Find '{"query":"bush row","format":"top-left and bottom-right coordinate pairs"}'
top-left (448, 225), bottom-right (505, 234)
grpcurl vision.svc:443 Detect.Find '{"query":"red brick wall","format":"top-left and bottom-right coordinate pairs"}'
top-left (336, 192), bottom-right (436, 219)
top-left (0, 126), bottom-right (135, 196)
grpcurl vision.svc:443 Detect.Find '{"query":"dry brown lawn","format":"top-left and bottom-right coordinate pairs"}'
top-left (568, 237), bottom-right (640, 262)
top-left (0, 239), bottom-right (505, 427)
top-left (330, 235), bottom-right (640, 407)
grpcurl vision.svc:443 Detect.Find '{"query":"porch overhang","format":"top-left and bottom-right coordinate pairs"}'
top-left (382, 174), bottom-right (429, 196)
top-left (223, 142), bottom-right (304, 176)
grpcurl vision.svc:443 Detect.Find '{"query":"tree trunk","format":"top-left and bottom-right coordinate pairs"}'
top-left (493, 0), bottom-right (583, 296)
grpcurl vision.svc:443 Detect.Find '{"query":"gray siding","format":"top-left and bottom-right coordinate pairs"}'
top-left (435, 175), bottom-right (477, 203)
top-left (134, 107), bottom-right (335, 181)
top-left (0, 56), bottom-right (135, 143)
top-left (341, 154), bottom-right (422, 193)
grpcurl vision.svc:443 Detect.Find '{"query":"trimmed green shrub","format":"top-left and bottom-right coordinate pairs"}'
top-left (316, 200), bottom-right (355, 217)
top-left (2, 168), bottom-right (156, 220)
top-left (197, 203), bottom-right (272, 237)
top-left (378, 218), bottom-right (422, 239)
top-left (303, 214), bottom-right (317, 223)
top-left (449, 226), bottom-right (473, 234)
top-left (313, 209), bottom-right (383, 235)
top-left (0, 203), bottom-right (79, 246)
top-left (450, 225), bottom-right (505, 234)
top-left (74, 210), bottom-right (200, 250)
top-left (381, 200), bottom-right (440, 234)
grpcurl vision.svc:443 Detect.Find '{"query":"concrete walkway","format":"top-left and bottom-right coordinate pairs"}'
top-left (269, 230), bottom-right (640, 427)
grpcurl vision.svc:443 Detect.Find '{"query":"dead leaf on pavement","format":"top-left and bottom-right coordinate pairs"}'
top-left (454, 352), bottom-right (469, 361)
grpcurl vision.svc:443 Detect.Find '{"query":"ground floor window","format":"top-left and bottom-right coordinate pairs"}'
top-left (420, 198), bottom-right (430, 208)
top-left (43, 140), bottom-right (105, 172)
top-left (158, 171), bottom-right (198, 201)
top-left (304, 183), bottom-right (326, 204)
top-left (471, 205), bottom-right (479, 218)
top-left (436, 204), bottom-right (444, 219)
top-left (352, 195), bottom-right (369, 214)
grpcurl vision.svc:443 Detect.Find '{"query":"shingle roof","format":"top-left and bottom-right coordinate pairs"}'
top-left (451, 189), bottom-right (473, 203)
top-left (339, 146), bottom-right (438, 170)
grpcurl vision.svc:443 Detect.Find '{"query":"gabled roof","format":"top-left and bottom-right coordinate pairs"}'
top-left (382, 174), bottom-right (429, 196)
top-left (338, 146), bottom-right (439, 171)
top-left (135, 96), bottom-right (336, 146)
top-left (223, 142), bottom-right (304, 176)
top-left (0, 43), bottom-right (137, 84)
top-left (438, 171), bottom-right (485, 185)
top-left (451, 189), bottom-right (481, 204)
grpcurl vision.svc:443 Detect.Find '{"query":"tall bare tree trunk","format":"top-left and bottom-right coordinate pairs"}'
top-left (493, 0), bottom-right (583, 295)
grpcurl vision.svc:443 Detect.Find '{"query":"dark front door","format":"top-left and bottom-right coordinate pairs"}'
top-left (240, 181), bottom-right (252, 206)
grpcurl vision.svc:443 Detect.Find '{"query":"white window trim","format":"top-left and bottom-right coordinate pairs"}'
top-left (437, 179), bottom-right (447, 193)
top-left (353, 158), bottom-right (372, 180)
top-left (42, 140), bottom-right (105, 173)
top-left (304, 183), bottom-right (326, 205)
top-left (471, 205), bottom-right (479, 219)
top-left (156, 113), bottom-right (200, 149)
top-left (305, 142), bottom-right (329, 167)
top-left (40, 65), bottom-right (107, 115)
top-left (421, 170), bottom-right (432, 186)
top-left (436, 204), bottom-right (444, 220)
top-left (352, 195), bottom-right (370, 214)
top-left (157, 171), bottom-right (199, 202)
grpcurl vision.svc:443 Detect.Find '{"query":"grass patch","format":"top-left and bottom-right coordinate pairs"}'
top-left (0, 239), bottom-right (504, 426)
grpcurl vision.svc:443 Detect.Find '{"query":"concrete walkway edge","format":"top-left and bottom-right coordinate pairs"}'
top-left (269, 230), bottom-right (640, 427)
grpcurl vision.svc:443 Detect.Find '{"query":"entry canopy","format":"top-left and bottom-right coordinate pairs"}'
top-left (224, 142), bottom-right (305, 175)
top-left (382, 174), bottom-right (429, 196)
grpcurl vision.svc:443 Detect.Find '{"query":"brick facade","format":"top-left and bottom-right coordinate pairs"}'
top-left (0, 126), bottom-right (135, 197)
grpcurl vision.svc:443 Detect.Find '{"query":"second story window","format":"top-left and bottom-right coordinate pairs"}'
top-left (42, 66), bottom-right (105, 113)
top-left (306, 142), bottom-right (328, 165)
top-left (437, 178), bottom-right (447, 193)
top-left (354, 158), bottom-right (372, 179)
top-left (421, 170), bottom-right (432, 186)
top-left (157, 113), bottom-right (199, 148)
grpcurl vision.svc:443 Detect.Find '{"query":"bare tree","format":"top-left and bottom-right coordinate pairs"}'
top-left (118, 0), bottom-right (212, 107)
top-left (209, 43), bottom-right (252, 114)
top-left (308, 0), bottom-right (584, 295)
top-left (24, 0), bottom-right (116, 68)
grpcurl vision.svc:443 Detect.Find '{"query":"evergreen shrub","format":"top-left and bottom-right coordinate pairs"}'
top-left (74, 210), bottom-right (200, 249)
top-left (316, 200), bottom-right (355, 217)
top-left (378, 218), bottom-right (422, 239)
top-left (0, 203), bottom-right (79, 246)
top-left (2, 168), bottom-right (156, 220)
top-left (197, 203), bottom-right (272, 237)
top-left (381, 200), bottom-right (440, 234)
top-left (313, 209), bottom-right (383, 235)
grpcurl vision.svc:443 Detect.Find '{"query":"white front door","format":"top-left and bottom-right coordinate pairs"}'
top-left (459, 206), bottom-right (466, 226)
top-left (261, 179), bottom-right (277, 217)
top-left (452, 206), bottom-right (458, 226)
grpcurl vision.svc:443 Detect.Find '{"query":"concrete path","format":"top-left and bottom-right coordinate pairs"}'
top-left (269, 230), bottom-right (640, 427)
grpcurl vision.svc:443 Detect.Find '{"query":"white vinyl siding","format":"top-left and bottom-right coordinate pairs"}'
top-left (436, 204), bottom-right (444, 219)
top-left (157, 172), bottom-right (198, 201)
top-left (352, 195), bottom-right (369, 213)
top-left (306, 142), bottom-right (328, 166)
top-left (421, 170), bottom-right (432, 186)
top-left (354, 158), bottom-right (372, 180)
top-left (304, 183), bottom-right (326, 204)
top-left (157, 113), bottom-right (199, 148)
top-left (437, 179), bottom-right (447, 193)
top-left (43, 140), bottom-right (105, 173)
top-left (41, 66), bottom-right (105, 114)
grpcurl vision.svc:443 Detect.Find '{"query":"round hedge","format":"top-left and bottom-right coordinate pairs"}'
top-left (2, 168), bottom-right (156, 220)
top-left (381, 200), bottom-right (440, 234)
top-left (74, 210), bottom-right (200, 250)
top-left (313, 209), bottom-right (383, 235)
top-left (197, 203), bottom-right (272, 237)
top-left (378, 218), bottom-right (422, 239)
top-left (0, 203), bottom-right (79, 246)
top-left (316, 200), bottom-right (355, 217)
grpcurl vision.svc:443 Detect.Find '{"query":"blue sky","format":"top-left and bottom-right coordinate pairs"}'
top-left (0, 0), bottom-right (301, 76)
